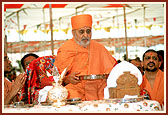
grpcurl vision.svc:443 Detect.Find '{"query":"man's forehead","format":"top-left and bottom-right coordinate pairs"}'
top-left (24, 56), bottom-right (37, 62)
top-left (145, 51), bottom-right (157, 56)
top-left (4, 53), bottom-right (8, 58)
top-left (78, 26), bottom-right (91, 30)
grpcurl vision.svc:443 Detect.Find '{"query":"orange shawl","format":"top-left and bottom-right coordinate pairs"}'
top-left (54, 38), bottom-right (117, 100)
top-left (55, 38), bottom-right (117, 76)
top-left (140, 69), bottom-right (164, 105)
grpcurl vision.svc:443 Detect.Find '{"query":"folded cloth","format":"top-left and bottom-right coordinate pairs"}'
top-left (104, 87), bottom-right (109, 99)
top-left (38, 86), bottom-right (53, 103)
top-left (123, 95), bottom-right (138, 98)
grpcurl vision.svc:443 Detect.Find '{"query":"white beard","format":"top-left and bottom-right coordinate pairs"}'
top-left (78, 39), bottom-right (90, 48)
top-left (74, 33), bottom-right (90, 48)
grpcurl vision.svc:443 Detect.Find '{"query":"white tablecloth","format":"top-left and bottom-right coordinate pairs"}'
top-left (3, 99), bottom-right (163, 113)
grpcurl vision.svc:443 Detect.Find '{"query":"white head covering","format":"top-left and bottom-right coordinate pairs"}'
top-left (104, 61), bottom-right (142, 99)
top-left (107, 61), bottom-right (142, 87)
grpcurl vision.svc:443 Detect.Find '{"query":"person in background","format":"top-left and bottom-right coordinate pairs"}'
top-left (130, 57), bottom-right (144, 75)
top-left (20, 55), bottom-right (56, 104)
top-left (4, 53), bottom-right (27, 105)
top-left (54, 14), bottom-right (117, 101)
top-left (4, 63), bottom-right (17, 82)
top-left (157, 50), bottom-right (164, 72)
top-left (4, 35), bottom-right (17, 82)
top-left (21, 53), bottom-right (39, 71)
top-left (140, 49), bottom-right (164, 107)
top-left (117, 59), bottom-right (121, 63)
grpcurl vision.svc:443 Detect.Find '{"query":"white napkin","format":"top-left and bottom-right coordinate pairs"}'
top-left (38, 86), bottom-right (53, 103)
top-left (123, 95), bottom-right (138, 98)
top-left (104, 87), bottom-right (109, 99)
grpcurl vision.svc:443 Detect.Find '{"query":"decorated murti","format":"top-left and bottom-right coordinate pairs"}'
top-left (48, 66), bottom-right (68, 107)
top-left (108, 71), bottom-right (140, 98)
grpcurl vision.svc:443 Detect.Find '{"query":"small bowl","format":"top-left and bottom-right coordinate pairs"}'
top-left (4, 104), bottom-right (14, 108)
top-left (66, 98), bottom-right (82, 105)
top-left (24, 104), bottom-right (34, 108)
top-left (40, 102), bottom-right (53, 106)
top-left (14, 101), bottom-right (25, 108)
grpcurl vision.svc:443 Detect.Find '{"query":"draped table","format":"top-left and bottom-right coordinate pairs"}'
top-left (3, 99), bottom-right (162, 113)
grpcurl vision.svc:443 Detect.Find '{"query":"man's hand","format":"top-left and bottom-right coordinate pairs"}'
top-left (11, 73), bottom-right (27, 95)
top-left (4, 73), bottom-right (27, 105)
top-left (68, 72), bottom-right (81, 84)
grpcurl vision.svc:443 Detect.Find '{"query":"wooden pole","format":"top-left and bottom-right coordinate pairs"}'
top-left (123, 6), bottom-right (128, 61)
top-left (16, 12), bottom-right (22, 58)
top-left (143, 7), bottom-right (147, 48)
top-left (4, 35), bottom-right (7, 54)
top-left (116, 9), bottom-right (121, 60)
top-left (76, 8), bottom-right (77, 15)
top-left (49, 4), bottom-right (54, 55)
top-left (42, 8), bottom-right (46, 54)
top-left (43, 8), bottom-right (45, 28)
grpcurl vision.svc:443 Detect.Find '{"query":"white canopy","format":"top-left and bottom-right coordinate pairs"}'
top-left (4, 2), bottom-right (165, 31)
top-left (3, 2), bottom-right (165, 58)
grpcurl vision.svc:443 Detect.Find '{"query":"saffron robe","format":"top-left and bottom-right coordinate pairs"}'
top-left (54, 38), bottom-right (117, 101)
top-left (140, 69), bottom-right (164, 105)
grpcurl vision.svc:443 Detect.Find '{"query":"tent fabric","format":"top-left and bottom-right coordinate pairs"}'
top-left (4, 3), bottom-right (164, 30)
top-left (7, 35), bottom-right (164, 53)
top-left (4, 3), bottom-right (165, 53)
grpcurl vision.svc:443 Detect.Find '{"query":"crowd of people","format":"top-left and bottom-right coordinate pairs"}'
top-left (3, 14), bottom-right (165, 109)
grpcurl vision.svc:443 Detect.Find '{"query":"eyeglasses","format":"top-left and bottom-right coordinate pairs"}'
top-left (78, 29), bottom-right (91, 35)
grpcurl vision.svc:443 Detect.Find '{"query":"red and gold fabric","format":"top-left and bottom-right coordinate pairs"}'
top-left (20, 55), bottom-right (56, 104)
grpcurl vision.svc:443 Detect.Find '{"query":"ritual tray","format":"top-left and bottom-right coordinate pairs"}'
top-left (40, 102), bottom-right (53, 106)
top-left (65, 98), bottom-right (82, 105)
top-left (5, 104), bottom-right (34, 108)
top-left (104, 96), bottom-right (144, 103)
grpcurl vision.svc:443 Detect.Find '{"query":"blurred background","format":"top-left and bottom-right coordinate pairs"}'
top-left (3, 2), bottom-right (165, 75)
